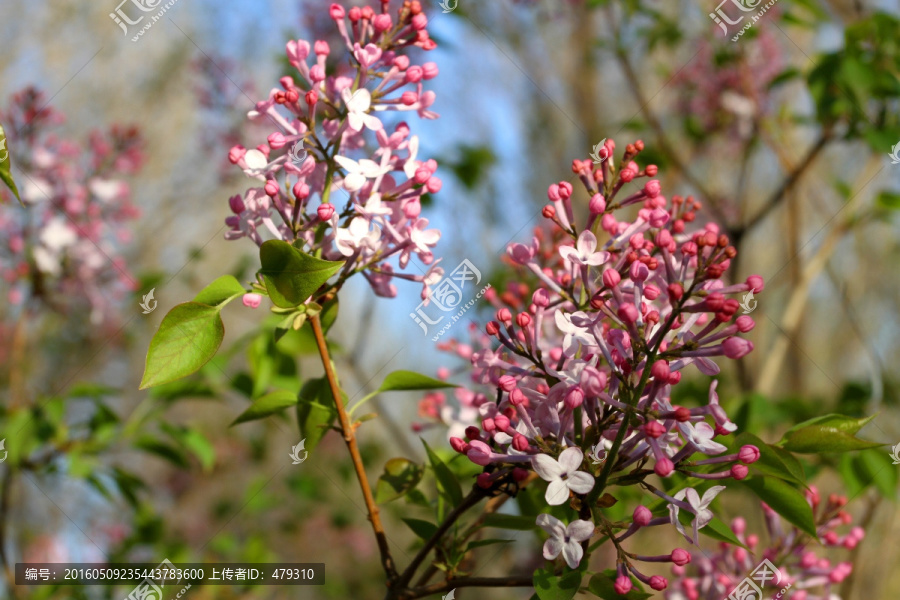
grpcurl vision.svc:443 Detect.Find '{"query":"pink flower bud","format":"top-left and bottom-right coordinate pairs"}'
top-left (589, 193), bottom-right (606, 214)
top-left (723, 337), bottom-right (753, 359)
top-left (329, 3), bottom-right (345, 19)
top-left (731, 464), bottom-right (749, 480)
top-left (481, 418), bottom-right (496, 433)
top-left (493, 415), bottom-right (510, 431)
top-left (649, 207), bottom-right (669, 228)
top-left (242, 293), bottom-right (262, 309)
top-left (401, 91), bottom-right (418, 105)
top-left (425, 177), bottom-right (442, 194)
top-left (671, 548), bottom-right (691, 566)
top-left (532, 288), bottom-right (550, 308)
top-left (509, 388), bottom-right (527, 406)
top-left (633, 505), bottom-right (652, 527)
top-left (314, 40), bottom-right (330, 55)
top-left (654, 457), bottom-right (674, 477)
top-left (411, 13), bottom-right (428, 29)
top-left (650, 360), bottom-right (670, 381)
top-left (644, 284), bottom-right (660, 300)
top-left (373, 14), bottom-right (393, 32)
top-left (317, 203), bottom-right (334, 220)
top-left (228, 194), bottom-right (245, 214)
top-left (264, 180), bottom-right (279, 196)
top-left (614, 575), bottom-right (632, 595)
top-left (486, 321), bottom-right (500, 336)
top-left (558, 181), bottom-right (573, 199)
top-left (735, 315), bottom-right (755, 332)
top-left (739, 445), bottom-right (760, 464)
top-left (542, 205), bottom-right (556, 219)
top-left (580, 366), bottom-right (607, 395)
top-left (650, 576), bottom-right (668, 591)
top-left (498, 375), bottom-right (517, 392)
top-left (731, 517), bottom-right (746, 535)
top-left (644, 421), bottom-right (666, 438)
top-left (602, 268), bottom-right (621, 288)
top-left (403, 201), bottom-right (421, 219)
top-left (406, 65), bottom-right (424, 82)
top-left (393, 55), bottom-right (410, 70)
top-left (643, 179), bottom-right (661, 198)
top-left (267, 132), bottom-right (287, 149)
top-left (673, 406), bottom-right (691, 422)
top-left (228, 144), bottom-right (247, 164)
top-left (512, 434), bottom-right (530, 451)
top-left (516, 312), bottom-right (531, 328)
top-left (422, 62), bottom-right (439, 79)
top-left (293, 181), bottom-right (310, 200)
top-left (467, 440), bottom-right (492, 466)
top-left (667, 283), bottom-right (683, 301)
top-left (348, 6), bottom-right (361, 21)
top-left (630, 261), bottom-right (649, 282)
top-left (309, 64), bottom-right (325, 83)
top-left (746, 274), bottom-right (765, 292)
top-left (465, 426), bottom-right (481, 441)
top-left (305, 90), bottom-right (319, 106)
top-left (476, 473), bottom-right (493, 489)
top-left (450, 437), bottom-right (468, 453)
top-left (617, 304), bottom-right (639, 324)
top-left (645, 164), bottom-right (658, 176)
top-left (564, 386), bottom-right (584, 409)
top-left (512, 467), bottom-right (529, 482)
top-left (497, 308), bottom-right (512, 323)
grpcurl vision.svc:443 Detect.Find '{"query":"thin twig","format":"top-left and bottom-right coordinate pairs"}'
top-left (310, 314), bottom-right (398, 583)
top-left (403, 576), bottom-right (534, 599)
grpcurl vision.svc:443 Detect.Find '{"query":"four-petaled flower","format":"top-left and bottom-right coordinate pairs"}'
top-left (559, 230), bottom-right (610, 267)
top-left (536, 514), bottom-right (595, 569)
top-left (532, 447), bottom-right (595, 505)
top-left (334, 217), bottom-right (379, 256)
top-left (669, 485), bottom-right (726, 546)
top-left (334, 154), bottom-right (390, 192)
top-left (342, 88), bottom-right (383, 132)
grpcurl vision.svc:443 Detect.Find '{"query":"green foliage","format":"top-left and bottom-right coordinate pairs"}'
top-left (839, 449), bottom-right (899, 499)
top-left (350, 370), bottom-right (457, 415)
top-left (534, 567), bottom-right (583, 600)
top-left (231, 390), bottom-right (298, 426)
top-left (422, 439), bottom-right (464, 510)
top-left (730, 432), bottom-right (806, 486)
top-left (375, 458), bottom-right (425, 504)
top-left (0, 122), bottom-right (21, 203)
top-left (296, 377), bottom-right (340, 453)
top-left (258, 240), bottom-right (343, 308)
top-left (740, 477), bottom-right (817, 537)
top-left (778, 414), bottom-right (883, 453)
top-left (141, 276), bottom-right (246, 389)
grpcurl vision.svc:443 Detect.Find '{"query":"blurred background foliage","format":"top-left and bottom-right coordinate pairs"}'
top-left (1, 0), bottom-right (899, 598)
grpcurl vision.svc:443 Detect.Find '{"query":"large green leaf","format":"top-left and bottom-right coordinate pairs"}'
top-left (0, 123), bottom-right (21, 204)
top-left (422, 439), bottom-right (463, 508)
top-left (193, 275), bottom-right (246, 307)
top-left (779, 414), bottom-right (883, 453)
top-left (259, 240), bottom-right (343, 308)
top-left (140, 303), bottom-right (226, 389)
top-left (375, 458), bottom-right (425, 504)
top-left (296, 378), bottom-right (339, 452)
top-left (402, 518), bottom-right (438, 540)
top-left (740, 478), bottom-right (817, 538)
top-left (231, 390), bottom-right (298, 426)
top-left (350, 370), bottom-right (457, 415)
top-left (534, 568), bottom-right (583, 600)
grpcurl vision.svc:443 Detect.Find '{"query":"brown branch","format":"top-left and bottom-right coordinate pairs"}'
top-left (310, 314), bottom-right (398, 583)
top-left (392, 488), bottom-right (485, 594)
top-left (736, 133), bottom-right (831, 238)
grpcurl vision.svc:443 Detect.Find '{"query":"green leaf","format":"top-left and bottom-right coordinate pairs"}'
top-left (733, 432), bottom-right (806, 486)
top-left (351, 370), bottom-right (458, 415)
top-left (140, 302), bottom-right (226, 389)
top-left (192, 275), bottom-right (246, 307)
top-left (134, 436), bottom-right (189, 468)
top-left (740, 478), bottom-right (817, 537)
top-left (161, 424), bottom-right (216, 472)
top-left (587, 571), bottom-right (652, 599)
top-left (402, 518), bottom-right (437, 540)
top-left (375, 458), bottom-right (425, 504)
top-left (0, 123), bottom-right (21, 204)
top-left (779, 414), bottom-right (883, 453)
top-left (231, 390), bottom-right (298, 426)
top-left (422, 439), bottom-right (463, 508)
top-left (259, 240), bottom-right (343, 308)
top-left (533, 568), bottom-right (582, 600)
top-left (481, 513), bottom-right (537, 531)
top-left (464, 538), bottom-right (513, 552)
top-left (296, 378), bottom-right (339, 453)
top-left (377, 370), bottom-right (458, 392)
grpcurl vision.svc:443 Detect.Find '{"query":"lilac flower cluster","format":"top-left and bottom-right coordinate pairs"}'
top-left (225, 0), bottom-right (445, 300)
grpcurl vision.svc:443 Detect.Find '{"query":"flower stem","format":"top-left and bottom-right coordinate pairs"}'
top-left (309, 314), bottom-right (398, 583)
